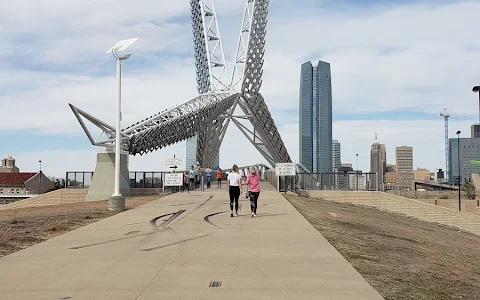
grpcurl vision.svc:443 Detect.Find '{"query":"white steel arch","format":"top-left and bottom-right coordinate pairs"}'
top-left (70, 0), bottom-right (292, 169)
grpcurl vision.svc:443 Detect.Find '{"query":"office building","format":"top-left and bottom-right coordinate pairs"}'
top-left (332, 140), bottom-right (341, 171)
top-left (185, 136), bottom-right (220, 170)
top-left (434, 169), bottom-right (445, 182)
top-left (448, 137), bottom-right (480, 184)
top-left (384, 164), bottom-right (398, 185)
top-left (299, 60), bottom-right (333, 174)
top-left (370, 137), bottom-right (386, 190)
top-left (337, 165), bottom-right (353, 190)
top-left (396, 146), bottom-right (413, 188)
top-left (472, 124), bottom-right (480, 138)
top-left (396, 146), bottom-right (413, 173)
top-left (381, 144), bottom-right (387, 175)
top-left (413, 168), bottom-right (431, 181)
top-left (349, 173), bottom-right (366, 190)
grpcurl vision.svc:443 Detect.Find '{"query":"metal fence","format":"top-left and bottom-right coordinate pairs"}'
top-left (265, 171), bottom-right (380, 192)
top-left (298, 172), bottom-right (379, 191)
top-left (66, 171), bottom-right (167, 189)
top-left (65, 172), bottom-right (94, 189)
top-left (129, 172), bottom-right (165, 188)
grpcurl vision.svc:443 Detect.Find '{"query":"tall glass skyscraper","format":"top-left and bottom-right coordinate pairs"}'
top-left (185, 136), bottom-right (220, 169)
top-left (299, 61), bottom-right (333, 173)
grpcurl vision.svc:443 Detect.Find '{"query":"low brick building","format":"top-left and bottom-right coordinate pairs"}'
top-left (0, 172), bottom-right (54, 196)
top-left (0, 155), bottom-right (54, 201)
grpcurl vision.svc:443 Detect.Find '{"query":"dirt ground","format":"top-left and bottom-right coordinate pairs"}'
top-left (0, 195), bottom-right (165, 258)
top-left (285, 194), bottom-right (480, 300)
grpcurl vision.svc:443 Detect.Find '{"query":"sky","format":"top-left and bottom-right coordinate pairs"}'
top-left (0, 0), bottom-right (479, 178)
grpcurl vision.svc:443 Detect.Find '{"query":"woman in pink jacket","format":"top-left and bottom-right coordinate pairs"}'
top-left (245, 166), bottom-right (261, 217)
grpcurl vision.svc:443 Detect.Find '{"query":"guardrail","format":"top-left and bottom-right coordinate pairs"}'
top-left (65, 171), bottom-right (166, 189)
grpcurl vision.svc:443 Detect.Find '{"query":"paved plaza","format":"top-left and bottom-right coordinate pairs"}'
top-left (0, 183), bottom-right (383, 299)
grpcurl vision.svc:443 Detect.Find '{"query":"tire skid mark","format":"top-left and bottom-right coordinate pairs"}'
top-left (203, 211), bottom-right (227, 228)
top-left (174, 196), bottom-right (214, 224)
top-left (135, 210), bottom-right (185, 248)
top-left (69, 210), bottom-right (185, 250)
top-left (150, 210), bottom-right (186, 230)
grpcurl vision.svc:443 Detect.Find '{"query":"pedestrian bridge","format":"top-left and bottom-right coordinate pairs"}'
top-left (0, 182), bottom-right (383, 299)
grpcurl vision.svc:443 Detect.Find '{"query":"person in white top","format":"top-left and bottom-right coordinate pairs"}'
top-left (227, 164), bottom-right (242, 217)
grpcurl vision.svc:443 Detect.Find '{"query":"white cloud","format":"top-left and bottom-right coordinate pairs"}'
top-left (262, 0), bottom-right (480, 116)
top-left (1, 0), bottom-right (479, 179)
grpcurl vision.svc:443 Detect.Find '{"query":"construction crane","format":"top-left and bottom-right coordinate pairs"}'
top-left (438, 108), bottom-right (464, 183)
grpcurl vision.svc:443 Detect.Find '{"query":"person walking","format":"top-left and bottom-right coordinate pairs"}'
top-left (227, 165), bottom-right (242, 217)
top-left (188, 166), bottom-right (196, 190)
top-left (195, 162), bottom-right (201, 189)
top-left (246, 166), bottom-right (261, 217)
top-left (216, 168), bottom-right (223, 189)
top-left (205, 164), bottom-right (212, 188)
top-left (182, 171), bottom-right (190, 193)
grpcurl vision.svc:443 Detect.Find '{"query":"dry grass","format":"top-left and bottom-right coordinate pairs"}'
top-left (0, 227), bottom-right (13, 246)
top-left (285, 194), bottom-right (480, 300)
top-left (0, 195), bottom-right (165, 257)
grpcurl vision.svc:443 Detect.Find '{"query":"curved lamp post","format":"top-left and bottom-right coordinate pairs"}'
top-left (105, 38), bottom-right (138, 211)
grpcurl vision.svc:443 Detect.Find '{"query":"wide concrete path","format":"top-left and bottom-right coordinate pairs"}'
top-left (0, 183), bottom-right (383, 299)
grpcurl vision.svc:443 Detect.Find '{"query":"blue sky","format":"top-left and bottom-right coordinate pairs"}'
top-left (0, 0), bottom-right (478, 177)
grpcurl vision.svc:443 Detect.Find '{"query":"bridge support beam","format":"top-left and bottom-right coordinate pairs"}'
top-left (87, 149), bottom-right (130, 201)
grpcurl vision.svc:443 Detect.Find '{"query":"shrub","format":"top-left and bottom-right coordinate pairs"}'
top-left (462, 183), bottom-right (476, 200)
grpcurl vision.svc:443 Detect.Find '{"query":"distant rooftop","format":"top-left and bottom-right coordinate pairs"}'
top-left (0, 173), bottom-right (37, 186)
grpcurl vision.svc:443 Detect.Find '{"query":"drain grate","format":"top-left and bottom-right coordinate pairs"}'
top-left (209, 281), bottom-right (222, 288)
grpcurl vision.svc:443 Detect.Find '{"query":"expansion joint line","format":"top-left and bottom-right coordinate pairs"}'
top-left (134, 194), bottom-right (223, 299)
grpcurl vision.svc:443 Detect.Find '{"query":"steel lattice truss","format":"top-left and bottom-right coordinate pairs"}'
top-left (69, 0), bottom-right (292, 167)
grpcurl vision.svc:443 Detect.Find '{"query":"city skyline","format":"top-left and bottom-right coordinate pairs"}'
top-left (0, 0), bottom-right (478, 177)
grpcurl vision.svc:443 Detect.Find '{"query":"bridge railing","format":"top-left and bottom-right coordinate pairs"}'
top-left (66, 171), bottom-right (167, 189)
top-left (264, 169), bottom-right (380, 192)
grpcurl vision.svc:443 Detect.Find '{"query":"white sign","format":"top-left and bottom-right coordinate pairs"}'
top-left (164, 173), bottom-right (183, 186)
top-left (165, 157), bottom-right (183, 168)
top-left (275, 163), bottom-right (296, 176)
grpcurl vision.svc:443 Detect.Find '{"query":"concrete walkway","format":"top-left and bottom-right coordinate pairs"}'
top-left (0, 183), bottom-right (383, 299)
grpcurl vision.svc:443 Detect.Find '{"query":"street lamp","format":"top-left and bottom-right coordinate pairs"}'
top-left (105, 38), bottom-right (138, 211)
top-left (356, 153), bottom-right (359, 191)
top-left (472, 86), bottom-right (480, 125)
top-left (38, 160), bottom-right (42, 195)
top-left (456, 130), bottom-right (461, 211)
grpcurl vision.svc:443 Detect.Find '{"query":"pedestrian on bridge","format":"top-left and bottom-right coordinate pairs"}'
top-left (216, 168), bottom-right (223, 189)
top-left (188, 166), bottom-right (196, 190)
top-left (246, 166), bottom-right (261, 217)
top-left (227, 164), bottom-right (242, 217)
top-left (182, 171), bottom-right (190, 193)
top-left (205, 164), bottom-right (212, 188)
top-left (195, 162), bottom-right (201, 189)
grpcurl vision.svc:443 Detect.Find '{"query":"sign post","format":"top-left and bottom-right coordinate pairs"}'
top-left (164, 157), bottom-right (183, 193)
top-left (165, 157), bottom-right (183, 169)
top-left (164, 173), bottom-right (183, 190)
top-left (275, 163), bottom-right (296, 193)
